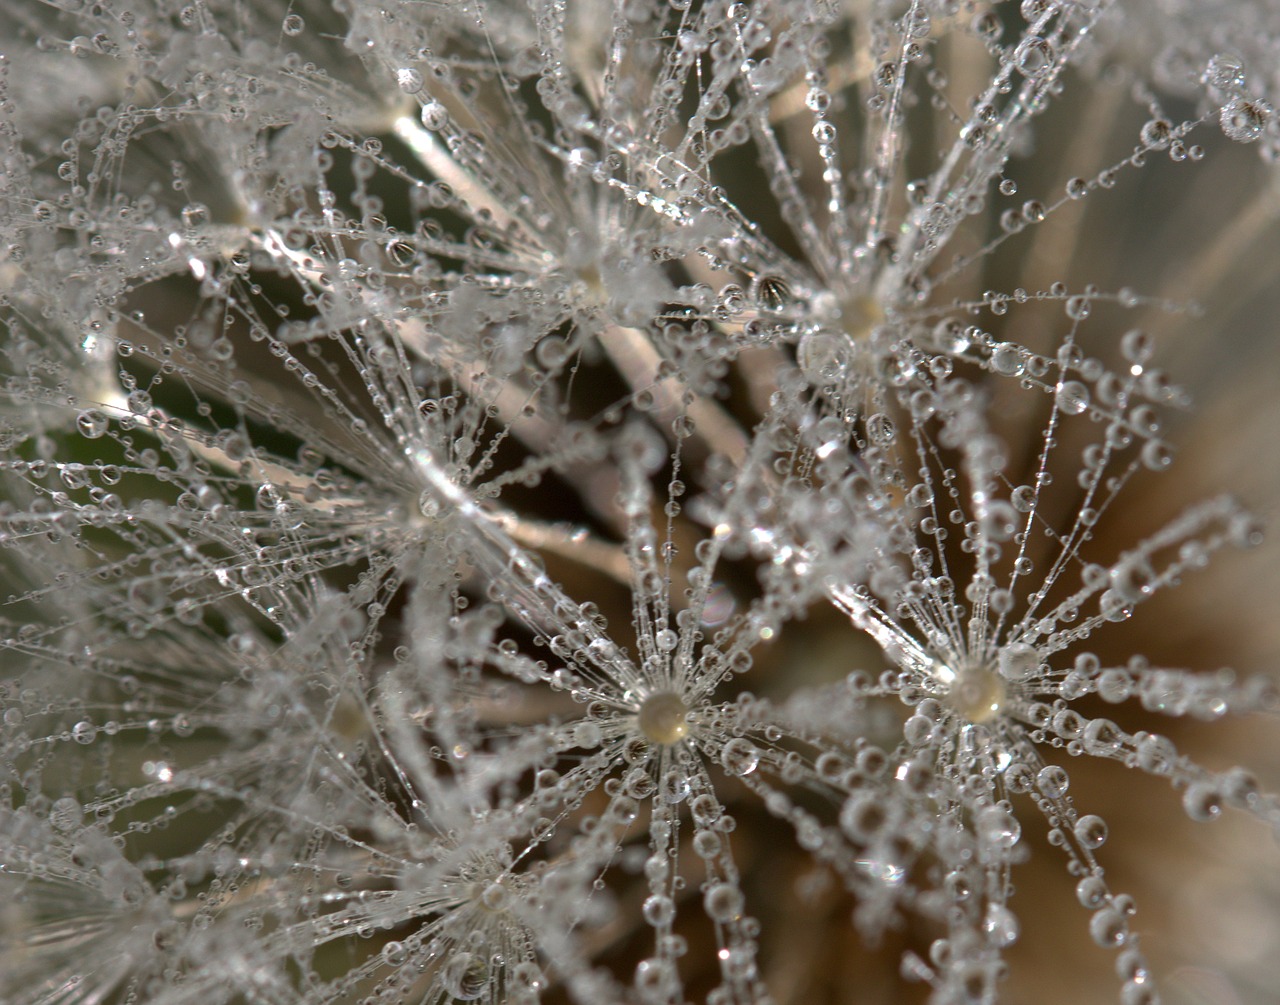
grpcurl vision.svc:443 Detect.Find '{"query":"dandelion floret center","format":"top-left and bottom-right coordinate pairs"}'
top-left (943, 664), bottom-right (1007, 723)
top-left (638, 692), bottom-right (690, 745)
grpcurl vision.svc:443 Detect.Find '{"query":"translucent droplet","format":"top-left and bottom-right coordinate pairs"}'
top-left (720, 737), bottom-right (760, 776)
top-left (1056, 380), bottom-right (1090, 415)
top-left (1073, 814), bottom-right (1108, 849)
top-left (997, 643), bottom-right (1040, 681)
top-left (77, 409), bottom-right (108, 438)
top-left (1076, 875), bottom-right (1108, 909)
top-left (71, 720), bottom-right (96, 745)
top-left (703, 881), bottom-right (745, 922)
top-left (511, 961), bottom-right (545, 993)
top-left (1015, 37), bottom-right (1054, 78)
top-left (442, 952), bottom-right (487, 1000)
top-left (976, 805), bottom-right (1021, 849)
top-left (751, 274), bottom-right (792, 313)
top-left (1035, 764), bottom-right (1069, 798)
top-left (634, 957), bottom-right (675, 995)
top-left (420, 101), bottom-right (449, 130)
top-left (1182, 781), bottom-right (1222, 821)
top-left (1065, 295), bottom-right (1090, 320)
top-left (1090, 908), bottom-right (1127, 948)
top-left (281, 13), bottom-right (304, 35)
top-left (1204, 53), bottom-right (1246, 93)
top-left (643, 893), bottom-right (675, 927)
top-left (990, 343), bottom-right (1023, 375)
top-left (50, 796), bottom-right (82, 832)
top-left (395, 67), bottom-right (424, 93)
top-left (1140, 440), bottom-right (1172, 471)
top-left (1220, 96), bottom-right (1270, 143)
top-left (984, 902), bottom-right (1019, 947)
top-left (480, 881), bottom-right (510, 911)
top-left (1140, 118), bottom-right (1172, 150)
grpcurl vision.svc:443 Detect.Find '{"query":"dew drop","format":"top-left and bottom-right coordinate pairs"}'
top-left (1204, 53), bottom-right (1246, 92)
top-left (643, 893), bottom-right (676, 927)
top-left (1073, 814), bottom-right (1108, 849)
top-left (395, 68), bottom-right (424, 93)
top-left (1220, 96), bottom-right (1270, 143)
top-left (1090, 908), bottom-right (1128, 948)
top-left (720, 736), bottom-right (760, 776)
top-left (1015, 37), bottom-right (1054, 79)
top-left (983, 903), bottom-right (1019, 947)
top-left (976, 805), bottom-right (1021, 849)
top-left (997, 643), bottom-right (1040, 681)
top-left (442, 952), bottom-right (487, 1000)
top-left (1035, 764), bottom-right (1069, 798)
top-left (421, 101), bottom-right (449, 130)
top-left (1076, 875), bottom-right (1108, 909)
top-left (1065, 295), bottom-right (1090, 321)
top-left (77, 409), bottom-right (109, 439)
top-left (703, 881), bottom-right (745, 923)
top-left (1182, 781), bottom-right (1223, 821)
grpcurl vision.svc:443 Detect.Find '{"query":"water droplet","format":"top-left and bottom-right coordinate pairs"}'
top-left (50, 796), bottom-right (82, 832)
top-left (1182, 781), bottom-right (1223, 821)
top-left (1090, 908), bottom-right (1128, 947)
top-left (1140, 440), bottom-right (1172, 470)
top-left (395, 67), bottom-right (424, 93)
top-left (703, 881), bottom-right (745, 922)
top-left (1065, 295), bottom-right (1090, 320)
top-left (1073, 814), bottom-right (1108, 849)
top-left (1015, 37), bottom-right (1054, 79)
top-left (991, 343), bottom-right (1023, 375)
top-left (751, 274), bottom-right (792, 313)
top-left (984, 902), bottom-right (1019, 946)
top-left (421, 101), bottom-right (448, 130)
top-left (976, 805), bottom-right (1021, 849)
top-left (442, 952), bottom-right (487, 1000)
top-left (77, 409), bottom-right (108, 438)
top-left (1035, 765), bottom-right (1069, 798)
top-left (1140, 119), bottom-right (1172, 150)
top-left (998, 643), bottom-right (1040, 681)
top-left (1077, 874), bottom-right (1108, 908)
top-left (720, 737), bottom-right (760, 776)
top-left (1204, 53), bottom-right (1246, 93)
top-left (1220, 96), bottom-right (1270, 143)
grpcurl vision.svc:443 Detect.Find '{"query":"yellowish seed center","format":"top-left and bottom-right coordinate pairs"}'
top-left (638, 692), bottom-right (689, 745)
top-left (948, 667), bottom-right (1006, 723)
top-left (840, 294), bottom-right (885, 341)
